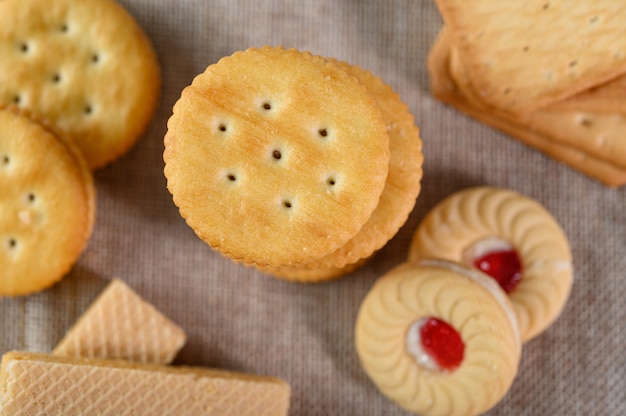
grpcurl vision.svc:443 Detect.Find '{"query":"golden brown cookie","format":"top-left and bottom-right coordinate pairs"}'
top-left (0, 108), bottom-right (94, 296)
top-left (355, 261), bottom-right (520, 416)
top-left (164, 47), bottom-right (390, 268)
top-left (408, 187), bottom-right (573, 341)
top-left (428, 28), bottom-right (626, 187)
top-left (260, 59), bottom-right (423, 281)
top-left (447, 34), bottom-right (626, 172)
top-left (436, 0), bottom-right (626, 115)
top-left (0, 0), bottom-right (161, 169)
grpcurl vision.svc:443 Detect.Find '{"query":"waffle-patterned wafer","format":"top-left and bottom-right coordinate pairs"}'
top-left (53, 279), bottom-right (186, 364)
top-left (0, 351), bottom-right (291, 416)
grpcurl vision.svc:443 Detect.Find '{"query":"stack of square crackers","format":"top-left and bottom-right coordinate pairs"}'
top-left (428, 1), bottom-right (626, 187)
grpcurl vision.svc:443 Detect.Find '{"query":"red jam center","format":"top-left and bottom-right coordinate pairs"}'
top-left (473, 249), bottom-right (523, 293)
top-left (419, 317), bottom-right (465, 371)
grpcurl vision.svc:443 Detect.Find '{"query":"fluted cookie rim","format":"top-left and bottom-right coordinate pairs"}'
top-left (407, 186), bottom-right (573, 341)
top-left (355, 261), bottom-right (521, 416)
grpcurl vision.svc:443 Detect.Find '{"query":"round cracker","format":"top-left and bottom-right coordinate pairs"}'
top-left (0, 108), bottom-right (94, 296)
top-left (0, 0), bottom-right (160, 169)
top-left (164, 47), bottom-right (390, 267)
top-left (266, 60), bottom-right (423, 281)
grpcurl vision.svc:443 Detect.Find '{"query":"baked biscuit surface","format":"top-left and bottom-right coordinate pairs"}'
top-left (262, 60), bottom-right (423, 281)
top-left (408, 187), bottom-right (573, 341)
top-left (355, 262), bottom-right (520, 416)
top-left (164, 47), bottom-right (390, 267)
top-left (0, 109), bottom-right (93, 296)
top-left (0, 0), bottom-right (161, 169)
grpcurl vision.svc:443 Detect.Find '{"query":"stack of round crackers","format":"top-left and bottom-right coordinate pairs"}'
top-left (0, 0), bottom-right (160, 296)
top-left (164, 47), bottom-right (423, 282)
top-left (0, 107), bottom-right (95, 296)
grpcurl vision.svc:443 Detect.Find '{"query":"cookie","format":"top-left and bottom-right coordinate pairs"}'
top-left (408, 187), bottom-right (573, 341)
top-left (355, 261), bottom-right (520, 416)
top-left (549, 73), bottom-right (626, 115)
top-left (259, 256), bottom-right (369, 283)
top-left (164, 47), bottom-right (390, 267)
top-left (0, 351), bottom-right (291, 416)
top-left (447, 37), bottom-right (626, 172)
top-left (53, 279), bottom-right (187, 364)
top-left (436, 0), bottom-right (626, 115)
top-left (0, 108), bottom-right (94, 296)
top-left (428, 28), bottom-right (626, 187)
top-left (260, 59), bottom-right (423, 281)
top-left (0, 0), bottom-right (161, 169)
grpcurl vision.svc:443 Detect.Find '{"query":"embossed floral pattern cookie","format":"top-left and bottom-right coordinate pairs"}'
top-left (408, 187), bottom-right (573, 341)
top-left (355, 261), bottom-right (521, 416)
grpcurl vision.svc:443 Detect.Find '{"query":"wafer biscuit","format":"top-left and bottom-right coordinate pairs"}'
top-left (53, 279), bottom-right (186, 364)
top-left (164, 47), bottom-right (390, 267)
top-left (0, 0), bottom-right (161, 169)
top-left (0, 108), bottom-right (94, 296)
top-left (447, 40), bottom-right (626, 171)
top-left (259, 59), bottom-right (422, 281)
top-left (0, 351), bottom-right (290, 416)
top-left (436, 0), bottom-right (626, 115)
top-left (428, 29), bottom-right (626, 187)
top-left (355, 261), bottom-right (520, 416)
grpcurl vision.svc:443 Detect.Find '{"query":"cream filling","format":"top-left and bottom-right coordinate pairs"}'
top-left (461, 237), bottom-right (513, 266)
top-left (405, 317), bottom-right (441, 372)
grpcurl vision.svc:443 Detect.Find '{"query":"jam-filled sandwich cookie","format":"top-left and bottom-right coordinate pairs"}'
top-left (0, 108), bottom-right (94, 296)
top-left (408, 187), bottom-right (572, 341)
top-left (355, 261), bottom-right (521, 416)
top-left (0, 0), bottom-right (161, 169)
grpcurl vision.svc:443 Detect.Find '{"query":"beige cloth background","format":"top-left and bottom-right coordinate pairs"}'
top-left (1, 1), bottom-right (625, 414)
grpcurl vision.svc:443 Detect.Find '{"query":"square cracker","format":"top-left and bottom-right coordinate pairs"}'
top-left (447, 39), bottom-right (626, 170)
top-left (428, 29), bottom-right (626, 188)
top-left (549, 74), bottom-right (626, 114)
top-left (436, 0), bottom-right (626, 114)
top-left (53, 278), bottom-right (186, 364)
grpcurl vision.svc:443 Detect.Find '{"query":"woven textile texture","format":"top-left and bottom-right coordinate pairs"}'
top-left (1, 1), bottom-right (624, 415)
